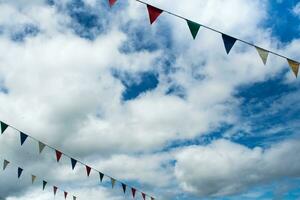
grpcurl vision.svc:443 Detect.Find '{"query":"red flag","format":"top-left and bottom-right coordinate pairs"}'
top-left (64, 191), bottom-right (68, 199)
top-left (142, 193), bottom-right (146, 200)
top-left (86, 165), bottom-right (91, 177)
top-left (53, 186), bottom-right (58, 196)
top-left (109, 0), bottom-right (117, 7)
top-left (55, 150), bottom-right (62, 162)
top-left (147, 5), bottom-right (163, 24)
top-left (131, 188), bottom-right (136, 198)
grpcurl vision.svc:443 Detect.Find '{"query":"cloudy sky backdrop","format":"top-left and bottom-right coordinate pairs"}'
top-left (0, 0), bottom-right (299, 199)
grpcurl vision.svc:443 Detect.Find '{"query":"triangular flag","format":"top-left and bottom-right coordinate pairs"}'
top-left (256, 47), bottom-right (269, 65)
top-left (38, 142), bottom-right (46, 154)
top-left (64, 191), bottom-right (68, 199)
top-left (18, 167), bottom-right (23, 178)
top-left (287, 59), bottom-right (299, 78)
top-left (53, 186), bottom-right (58, 196)
top-left (109, 0), bottom-right (117, 7)
top-left (20, 132), bottom-right (28, 146)
top-left (0, 121), bottom-right (8, 134)
top-left (31, 175), bottom-right (37, 184)
top-left (111, 178), bottom-right (116, 188)
top-left (73, 196), bottom-right (77, 200)
top-left (43, 180), bottom-right (47, 190)
top-left (131, 188), bottom-right (136, 198)
top-left (55, 150), bottom-right (62, 162)
top-left (151, 197), bottom-right (155, 200)
top-left (99, 172), bottom-right (104, 182)
top-left (147, 5), bottom-right (163, 24)
top-left (71, 158), bottom-right (77, 170)
top-left (142, 193), bottom-right (146, 200)
top-left (3, 160), bottom-right (9, 170)
top-left (86, 165), bottom-right (91, 177)
top-left (122, 183), bottom-right (127, 194)
top-left (187, 20), bottom-right (201, 39)
top-left (222, 34), bottom-right (237, 54)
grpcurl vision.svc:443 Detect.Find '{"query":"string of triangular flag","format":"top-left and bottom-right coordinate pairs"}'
top-left (0, 120), bottom-right (155, 200)
top-left (0, 156), bottom-right (76, 200)
top-left (109, 0), bottom-right (299, 78)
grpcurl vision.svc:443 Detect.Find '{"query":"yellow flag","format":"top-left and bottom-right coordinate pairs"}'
top-left (256, 47), bottom-right (269, 65)
top-left (287, 59), bottom-right (299, 78)
top-left (111, 178), bottom-right (116, 188)
top-left (32, 175), bottom-right (37, 184)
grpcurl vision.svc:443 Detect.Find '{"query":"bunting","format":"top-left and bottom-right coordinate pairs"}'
top-left (256, 47), bottom-right (269, 65)
top-left (187, 20), bottom-right (201, 40)
top-left (43, 180), bottom-right (47, 190)
top-left (20, 132), bottom-right (28, 146)
top-left (17, 167), bottom-right (23, 178)
top-left (71, 158), bottom-right (77, 170)
top-left (3, 159), bottom-right (9, 170)
top-left (222, 34), bottom-right (237, 54)
top-left (86, 165), bottom-right (91, 176)
top-left (32, 175), bottom-right (37, 184)
top-left (99, 172), bottom-right (104, 182)
top-left (53, 186), bottom-right (58, 196)
top-left (109, 0), bottom-right (117, 7)
top-left (287, 59), bottom-right (299, 77)
top-left (131, 188), bottom-right (137, 198)
top-left (56, 150), bottom-right (62, 162)
top-left (147, 5), bottom-right (163, 24)
top-left (38, 141), bottom-right (46, 154)
top-left (0, 121), bottom-right (8, 134)
top-left (122, 183), bottom-right (127, 193)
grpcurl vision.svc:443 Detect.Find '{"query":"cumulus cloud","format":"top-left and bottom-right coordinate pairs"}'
top-left (174, 139), bottom-right (300, 197)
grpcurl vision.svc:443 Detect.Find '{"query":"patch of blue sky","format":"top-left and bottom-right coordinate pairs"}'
top-left (264, 0), bottom-right (300, 43)
top-left (10, 24), bottom-right (39, 42)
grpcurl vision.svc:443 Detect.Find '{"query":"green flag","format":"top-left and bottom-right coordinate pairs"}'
top-left (187, 20), bottom-right (201, 39)
top-left (0, 121), bottom-right (8, 134)
top-left (256, 47), bottom-right (269, 65)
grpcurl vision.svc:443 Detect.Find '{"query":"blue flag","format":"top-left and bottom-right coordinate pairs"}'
top-left (71, 158), bottom-right (77, 170)
top-left (222, 34), bottom-right (237, 54)
top-left (20, 132), bottom-right (28, 146)
top-left (18, 167), bottom-right (23, 178)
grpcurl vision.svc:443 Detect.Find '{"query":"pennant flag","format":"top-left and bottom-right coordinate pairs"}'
top-left (20, 132), bottom-right (28, 146)
top-left (147, 5), bottom-right (163, 24)
top-left (31, 175), bottom-right (37, 184)
top-left (55, 150), bottom-right (62, 162)
top-left (109, 0), bottom-right (117, 7)
top-left (73, 196), bottom-right (77, 200)
top-left (131, 188), bottom-right (136, 198)
top-left (122, 183), bottom-right (127, 194)
top-left (256, 47), bottom-right (269, 65)
top-left (222, 34), bottom-right (237, 54)
top-left (18, 167), bottom-right (23, 178)
top-left (43, 180), bottom-right (47, 190)
top-left (151, 197), bottom-right (155, 200)
top-left (71, 158), bottom-right (77, 170)
top-left (3, 160), bottom-right (9, 170)
top-left (111, 178), bottom-right (116, 188)
top-left (53, 186), bottom-right (58, 196)
top-left (99, 172), bottom-right (104, 182)
top-left (86, 165), bottom-right (91, 177)
top-left (0, 121), bottom-right (8, 134)
top-left (64, 191), bottom-right (68, 199)
top-left (38, 141), bottom-right (46, 154)
top-left (287, 59), bottom-right (299, 77)
top-left (187, 20), bottom-right (201, 39)
top-left (142, 193), bottom-right (146, 200)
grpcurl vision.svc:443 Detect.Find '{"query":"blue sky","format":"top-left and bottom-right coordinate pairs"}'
top-left (0, 0), bottom-right (299, 200)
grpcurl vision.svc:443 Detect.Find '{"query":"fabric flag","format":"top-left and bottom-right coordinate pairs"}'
top-left (187, 20), bottom-right (201, 39)
top-left (55, 150), bottom-right (62, 162)
top-left (53, 186), bottom-right (58, 196)
top-left (122, 183), bottom-right (127, 194)
top-left (131, 188), bottom-right (136, 198)
top-left (64, 191), bottom-right (68, 199)
top-left (73, 196), bottom-right (77, 200)
top-left (256, 47), bottom-right (269, 65)
top-left (31, 175), bottom-right (37, 184)
top-left (287, 59), bottom-right (299, 77)
top-left (20, 132), bottom-right (28, 146)
top-left (18, 167), bottom-right (23, 178)
top-left (86, 165), bottom-right (91, 177)
top-left (147, 5), bottom-right (163, 24)
top-left (99, 172), bottom-right (104, 182)
top-left (142, 193), bottom-right (146, 200)
top-left (3, 160), bottom-right (9, 170)
top-left (43, 180), bottom-right (47, 190)
top-left (38, 141), bottom-right (46, 154)
top-left (0, 121), bottom-right (8, 134)
top-left (151, 197), bottom-right (155, 200)
top-left (109, 0), bottom-right (117, 7)
top-left (71, 158), bottom-right (77, 170)
top-left (111, 178), bottom-right (116, 188)
top-left (222, 34), bottom-right (237, 54)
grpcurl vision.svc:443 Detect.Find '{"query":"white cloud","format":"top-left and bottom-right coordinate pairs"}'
top-left (174, 139), bottom-right (300, 197)
top-left (293, 2), bottom-right (300, 18)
